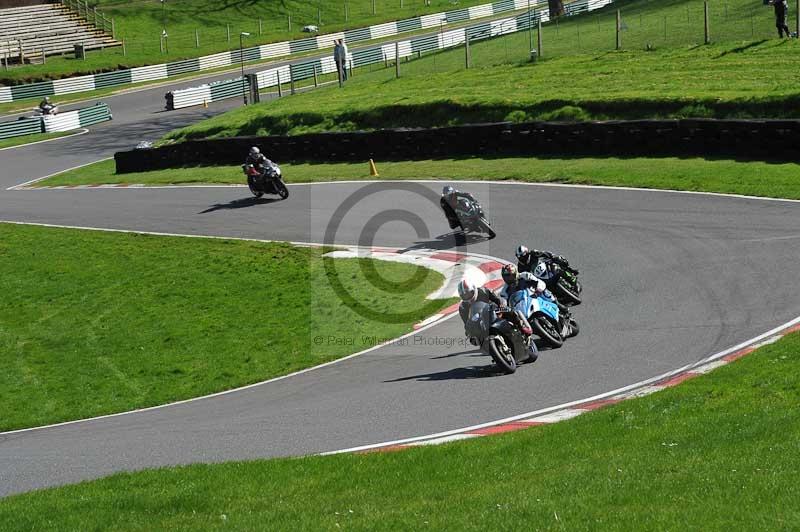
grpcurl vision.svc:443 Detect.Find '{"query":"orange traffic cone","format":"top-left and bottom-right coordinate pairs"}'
top-left (369, 159), bottom-right (379, 177)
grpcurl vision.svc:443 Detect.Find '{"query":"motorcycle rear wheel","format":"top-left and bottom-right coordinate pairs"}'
top-left (532, 315), bottom-right (564, 348)
top-left (487, 337), bottom-right (517, 374)
top-left (247, 178), bottom-right (264, 198)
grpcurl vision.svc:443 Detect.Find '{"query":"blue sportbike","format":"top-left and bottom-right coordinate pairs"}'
top-left (508, 288), bottom-right (579, 348)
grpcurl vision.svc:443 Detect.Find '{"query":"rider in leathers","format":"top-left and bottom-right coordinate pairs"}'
top-left (499, 263), bottom-right (570, 315)
top-left (516, 245), bottom-right (579, 276)
top-left (458, 278), bottom-right (537, 358)
top-left (245, 146), bottom-right (270, 172)
top-left (441, 185), bottom-right (479, 230)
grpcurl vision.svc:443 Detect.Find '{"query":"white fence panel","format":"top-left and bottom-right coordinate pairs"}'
top-left (53, 74), bottom-right (95, 95)
top-left (491, 17), bottom-right (516, 36)
top-left (370, 22), bottom-right (398, 40)
top-left (420, 13), bottom-right (446, 29)
top-left (0, 87), bottom-right (12, 103)
top-left (259, 41), bottom-right (291, 60)
top-left (468, 5), bottom-right (494, 20)
top-left (131, 64), bottom-right (168, 83)
top-left (42, 111), bottom-right (81, 132)
top-left (438, 28), bottom-right (466, 49)
top-left (172, 86), bottom-right (212, 108)
top-left (514, 0), bottom-right (529, 9)
top-left (319, 56), bottom-right (338, 75)
top-left (316, 32), bottom-right (344, 50)
top-left (199, 52), bottom-right (231, 71)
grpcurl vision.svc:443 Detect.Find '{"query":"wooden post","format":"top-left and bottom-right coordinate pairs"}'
top-left (122, 39), bottom-right (126, 56)
top-left (111, 18), bottom-right (115, 39)
top-left (195, 29), bottom-right (199, 48)
top-left (537, 17), bottom-right (542, 58)
top-left (313, 64), bottom-right (319, 87)
top-left (259, 19), bottom-right (262, 35)
top-left (277, 71), bottom-right (282, 97)
top-left (703, 1), bottom-right (710, 44)
top-left (227, 24), bottom-right (231, 43)
top-left (345, 3), bottom-right (348, 22)
top-left (318, 8), bottom-right (321, 25)
top-left (664, 16), bottom-right (667, 40)
top-left (465, 33), bottom-right (470, 69)
top-left (288, 15), bottom-right (291, 32)
top-left (615, 10), bottom-right (621, 50)
top-left (395, 41), bottom-right (400, 78)
top-left (160, 35), bottom-right (164, 54)
top-left (290, 76), bottom-right (295, 95)
top-left (372, 0), bottom-right (376, 15)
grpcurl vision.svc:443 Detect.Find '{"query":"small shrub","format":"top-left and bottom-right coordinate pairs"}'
top-left (538, 105), bottom-right (592, 122)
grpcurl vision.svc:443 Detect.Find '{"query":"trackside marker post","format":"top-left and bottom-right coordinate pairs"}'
top-left (369, 159), bottom-right (379, 176)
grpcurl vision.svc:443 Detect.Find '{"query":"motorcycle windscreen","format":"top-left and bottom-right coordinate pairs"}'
top-left (508, 289), bottom-right (532, 317)
top-left (464, 301), bottom-right (491, 338)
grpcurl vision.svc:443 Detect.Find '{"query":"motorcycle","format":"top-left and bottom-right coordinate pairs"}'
top-left (35, 104), bottom-right (59, 116)
top-left (453, 196), bottom-right (496, 238)
top-left (464, 300), bottom-right (536, 374)
top-left (533, 260), bottom-right (582, 306)
top-left (508, 288), bottom-right (578, 349)
top-left (242, 161), bottom-right (289, 200)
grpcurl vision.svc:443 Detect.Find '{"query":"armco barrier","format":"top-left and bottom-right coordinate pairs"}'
top-left (0, 102), bottom-right (112, 139)
top-left (0, 0), bottom-right (597, 104)
top-left (114, 119), bottom-right (799, 174)
top-left (166, 0), bottom-right (614, 110)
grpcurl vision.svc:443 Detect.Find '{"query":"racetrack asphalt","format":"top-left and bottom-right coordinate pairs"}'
top-left (1, 61), bottom-right (800, 498)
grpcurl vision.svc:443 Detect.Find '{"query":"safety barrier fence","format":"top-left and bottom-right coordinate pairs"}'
top-left (0, 0), bottom-right (594, 103)
top-left (0, 102), bottom-right (111, 139)
top-left (168, 0), bottom-right (613, 110)
top-left (115, 118), bottom-right (800, 174)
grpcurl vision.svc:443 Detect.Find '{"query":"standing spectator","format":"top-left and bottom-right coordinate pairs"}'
top-left (333, 39), bottom-right (348, 83)
top-left (340, 38), bottom-right (350, 81)
top-left (771, 0), bottom-right (792, 38)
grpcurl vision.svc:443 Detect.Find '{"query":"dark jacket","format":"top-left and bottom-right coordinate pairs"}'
top-left (774, 0), bottom-right (788, 20)
top-left (458, 287), bottom-right (504, 325)
top-left (441, 192), bottom-right (478, 230)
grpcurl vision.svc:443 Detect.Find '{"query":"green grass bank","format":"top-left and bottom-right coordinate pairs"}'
top-left (0, 223), bottom-right (451, 431)
top-left (36, 156), bottom-right (800, 201)
top-left (1, 330), bottom-right (797, 530)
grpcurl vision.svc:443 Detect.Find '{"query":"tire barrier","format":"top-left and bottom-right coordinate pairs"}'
top-left (113, 118), bottom-right (800, 174)
top-left (165, 0), bottom-right (613, 111)
top-left (0, 0), bottom-right (606, 103)
top-left (0, 102), bottom-right (111, 139)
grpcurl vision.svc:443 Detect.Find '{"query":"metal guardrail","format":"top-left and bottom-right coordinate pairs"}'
top-left (0, 102), bottom-right (112, 140)
top-left (60, 0), bottom-right (114, 37)
top-left (168, 0), bottom-right (613, 111)
top-left (0, 0), bottom-right (580, 104)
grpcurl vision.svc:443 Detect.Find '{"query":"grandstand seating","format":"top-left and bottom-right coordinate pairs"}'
top-left (0, 3), bottom-right (119, 63)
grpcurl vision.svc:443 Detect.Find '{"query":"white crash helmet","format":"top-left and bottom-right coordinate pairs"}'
top-left (515, 245), bottom-right (529, 259)
top-left (457, 278), bottom-right (477, 302)
top-left (249, 146), bottom-right (261, 156)
top-left (442, 185), bottom-right (455, 198)
top-left (533, 261), bottom-right (549, 278)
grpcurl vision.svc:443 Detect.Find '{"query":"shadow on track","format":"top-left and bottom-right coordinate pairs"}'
top-left (384, 364), bottom-right (503, 382)
top-left (398, 231), bottom-right (493, 253)
top-left (199, 196), bottom-right (279, 214)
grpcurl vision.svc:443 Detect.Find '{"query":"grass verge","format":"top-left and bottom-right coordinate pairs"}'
top-left (0, 223), bottom-right (451, 431)
top-left (0, 131), bottom-right (74, 150)
top-left (35, 156), bottom-right (800, 200)
top-left (1, 329), bottom-right (797, 529)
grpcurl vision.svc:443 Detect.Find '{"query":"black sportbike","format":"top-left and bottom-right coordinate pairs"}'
top-left (452, 196), bottom-right (495, 238)
top-left (464, 300), bottom-right (536, 374)
top-left (532, 259), bottom-right (582, 306)
top-left (242, 161), bottom-right (289, 199)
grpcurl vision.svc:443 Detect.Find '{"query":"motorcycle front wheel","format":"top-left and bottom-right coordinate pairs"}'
top-left (477, 217), bottom-right (496, 239)
top-left (275, 179), bottom-right (289, 200)
top-left (532, 315), bottom-right (564, 348)
top-left (487, 336), bottom-right (517, 374)
top-left (555, 278), bottom-right (582, 306)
